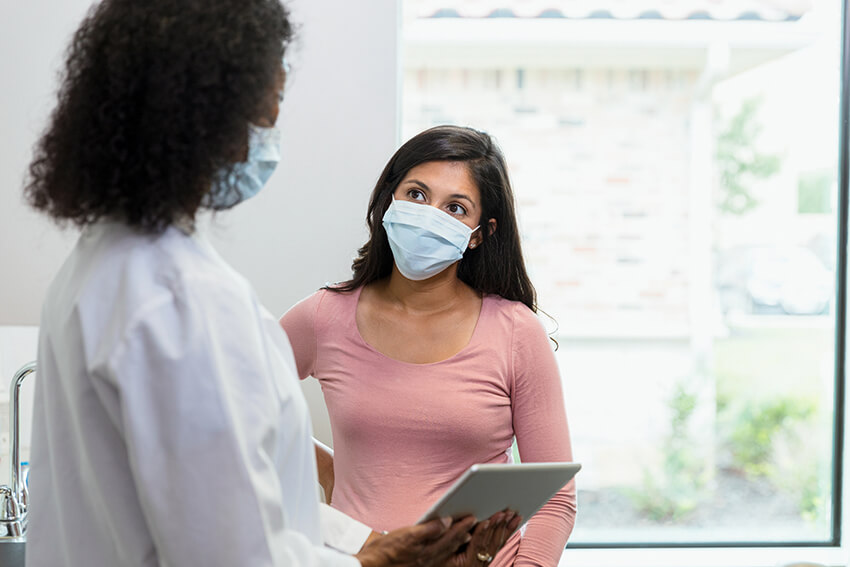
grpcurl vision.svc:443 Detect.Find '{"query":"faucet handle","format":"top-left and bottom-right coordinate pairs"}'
top-left (0, 485), bottom-right (23, 538)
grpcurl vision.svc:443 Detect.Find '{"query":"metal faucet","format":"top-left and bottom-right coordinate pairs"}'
top-left (0, 362), bottom-right (35, 539)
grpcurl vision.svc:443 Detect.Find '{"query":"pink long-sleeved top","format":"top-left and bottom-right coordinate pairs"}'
top-left (280, 287), bottom-right (576, 566)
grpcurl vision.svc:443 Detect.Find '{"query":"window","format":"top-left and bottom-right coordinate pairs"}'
top-left (401, 0), bottom-right (845, 551)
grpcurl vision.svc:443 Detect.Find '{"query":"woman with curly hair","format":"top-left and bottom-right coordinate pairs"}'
top-left (23, 1), bottom-right (518, 566)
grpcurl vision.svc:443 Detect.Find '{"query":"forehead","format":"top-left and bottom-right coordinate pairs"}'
top-left (399, 161), bottom-right (480, 200)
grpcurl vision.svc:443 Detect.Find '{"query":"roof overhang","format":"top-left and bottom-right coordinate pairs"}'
top-left (403, 18), bottom-right (818, 73)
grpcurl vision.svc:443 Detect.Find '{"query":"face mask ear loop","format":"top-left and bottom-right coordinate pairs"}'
top-left (468, 225), bottom-right (481, 249)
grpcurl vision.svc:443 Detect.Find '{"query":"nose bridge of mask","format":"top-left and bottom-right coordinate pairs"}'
top-left (389, 198), bottom-right (477, 250)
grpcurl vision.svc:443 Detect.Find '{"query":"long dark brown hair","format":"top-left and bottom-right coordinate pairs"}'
top-left (331, 125), bottom-right (538, 312)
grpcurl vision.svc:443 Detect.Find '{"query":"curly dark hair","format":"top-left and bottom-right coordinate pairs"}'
top-left (331, 125), bottom-right (539, 313)
top-left (25, 0), bottom-right (293, 233)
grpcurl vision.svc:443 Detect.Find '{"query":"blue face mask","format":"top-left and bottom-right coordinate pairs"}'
top-left (382, 198), bottom-right (479, 281)
top-left (206, 124), bottom-right (281, 208)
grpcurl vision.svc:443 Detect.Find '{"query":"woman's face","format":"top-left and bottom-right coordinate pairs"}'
top-left (234, 61), bottom-right (285, 162)
top-left (393, 160), bottom-right (482, 231)
top-left (393, 160), bottom-right (496, 247)
top-left (254, 61), bottom-right (286, 127)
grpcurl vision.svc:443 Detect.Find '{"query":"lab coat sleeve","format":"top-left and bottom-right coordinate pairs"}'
top-left (320, 503), bottom-right (372, 554)
top-left (105, 281), bottom-right (360, 567)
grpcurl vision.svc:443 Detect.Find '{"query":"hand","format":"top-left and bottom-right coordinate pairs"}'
top-left (355, 516), bottom-right (477, 567)
top-left (447, 511), bottom-right (522, 567)
top-left (362, 530), bottom-right (384, 548)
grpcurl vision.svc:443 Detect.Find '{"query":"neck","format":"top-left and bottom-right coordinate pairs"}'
top-left (383, 264), bottom-right (469, 314)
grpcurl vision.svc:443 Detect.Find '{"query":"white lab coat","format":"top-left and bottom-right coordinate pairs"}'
top-left (26, 221), bottom-right (368, 566)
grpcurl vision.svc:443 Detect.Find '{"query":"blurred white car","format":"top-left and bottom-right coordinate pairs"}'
top-left (716, 246), bottom-right (833, 315)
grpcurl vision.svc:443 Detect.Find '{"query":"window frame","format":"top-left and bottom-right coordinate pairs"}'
top-left (568, 0), bottom-right (850, 559)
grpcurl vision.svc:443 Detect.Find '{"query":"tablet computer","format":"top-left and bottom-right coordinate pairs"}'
top-left (417, 462), bottom-right (580, 525)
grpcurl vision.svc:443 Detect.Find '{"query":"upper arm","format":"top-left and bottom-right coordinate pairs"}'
top-left (510, 306), bottom-right (572, 462)
top-left (509, 306), bottom-right (577, 564)
top-left (279, 291), bottom-right (323, 379)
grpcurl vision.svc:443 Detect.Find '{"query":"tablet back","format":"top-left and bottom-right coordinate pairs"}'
top-left (417, 462), bottom-right (581, 524)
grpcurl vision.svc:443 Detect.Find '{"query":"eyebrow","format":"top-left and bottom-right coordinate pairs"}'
top-left (402, 179), bottom-right (477, 210)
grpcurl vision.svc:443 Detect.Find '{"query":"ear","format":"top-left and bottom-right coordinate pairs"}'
top-left (469, 218), bottom-right (497, 249)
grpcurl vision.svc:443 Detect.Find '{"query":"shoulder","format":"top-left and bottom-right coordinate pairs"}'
top-left (58, 225), bottom-right (270, 375)
top-left (280, 289), bottom-right (324, 331)
top-left (484, 295), bottom-right (544, 333)
top-left (281, 286), bottom-right (359, 327)
top-left (76, 224), bottom-right (257, 335)
top-left (316, 286), bottom-right (360, 309)
top-left (285, 288), bottom-right (326, 315)
top-left (283, 286), bottom-right (357, 315)
top-left (483, 296), bottom-right (553, 361)
top-left (154, 231), bottom-right (250, 298)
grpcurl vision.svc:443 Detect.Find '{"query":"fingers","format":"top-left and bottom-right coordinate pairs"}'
top-left (445, 515), bottom-right (477, 542)
top-left (413, 516), bottom-right (476, 567)
top-left (470, 510), bottom-right (523, 564)
top-left (473, 513), bottom-right (501, 563)
top-left (412, 516), bottom-right (454, 541)
top-left (359, 513), bottom-right (525, 567)
top-left (495, 510), bottom-right (522, 546)
top-left (410, 516), bottom-right (475, 550)
top-left (489, 513), bottom-right (510, 552)
top-left (356, 518), bottom-right (469, 567)
top-left (506, 511), bottom-right (522, 533)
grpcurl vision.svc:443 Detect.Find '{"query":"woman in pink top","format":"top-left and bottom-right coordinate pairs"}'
top-left (281, 125), bottom-right (576, 566)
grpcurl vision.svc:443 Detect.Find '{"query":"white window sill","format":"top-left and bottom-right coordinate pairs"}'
top-left (560, 546), bottom-right (847, 567)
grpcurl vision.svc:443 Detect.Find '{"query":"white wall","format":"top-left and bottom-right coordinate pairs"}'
top-left (0, 0), bottom-right (399, 446)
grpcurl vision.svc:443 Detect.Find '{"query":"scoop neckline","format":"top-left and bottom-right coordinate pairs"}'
top-left (350, 284), bottom-right (488, 367)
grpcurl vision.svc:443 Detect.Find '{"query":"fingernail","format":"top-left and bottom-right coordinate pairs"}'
top-left (464, 533), bottom-right (472, 543)
top-left (481, 521), bottom-right (490, 530)
top-left (441, 517), bottom-right (452, 529)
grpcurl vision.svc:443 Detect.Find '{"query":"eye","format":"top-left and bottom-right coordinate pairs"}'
top-left (407, 188), bottom-right (426, 201)
top-left (447, 203), bottom-right (467, 216)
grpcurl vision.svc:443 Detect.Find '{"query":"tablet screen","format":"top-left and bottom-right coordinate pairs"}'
top-left (417, 462), bottom-right (580, 525)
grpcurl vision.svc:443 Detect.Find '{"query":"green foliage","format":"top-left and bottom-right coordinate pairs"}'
top-left (796, 464), bottom-right (824, 522)
top-left (727, 398), bottom-right (815, 477)
top-left (797, 170), bottom-right (833, 214)
top-left (670, 384), bottom-right (698, 435)
top-left (629, 383), bottom-right (706, 522)
top-left (715, 97), bottom-right (782, 215)
top-left (714, 330), bottom-right (829, 525)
